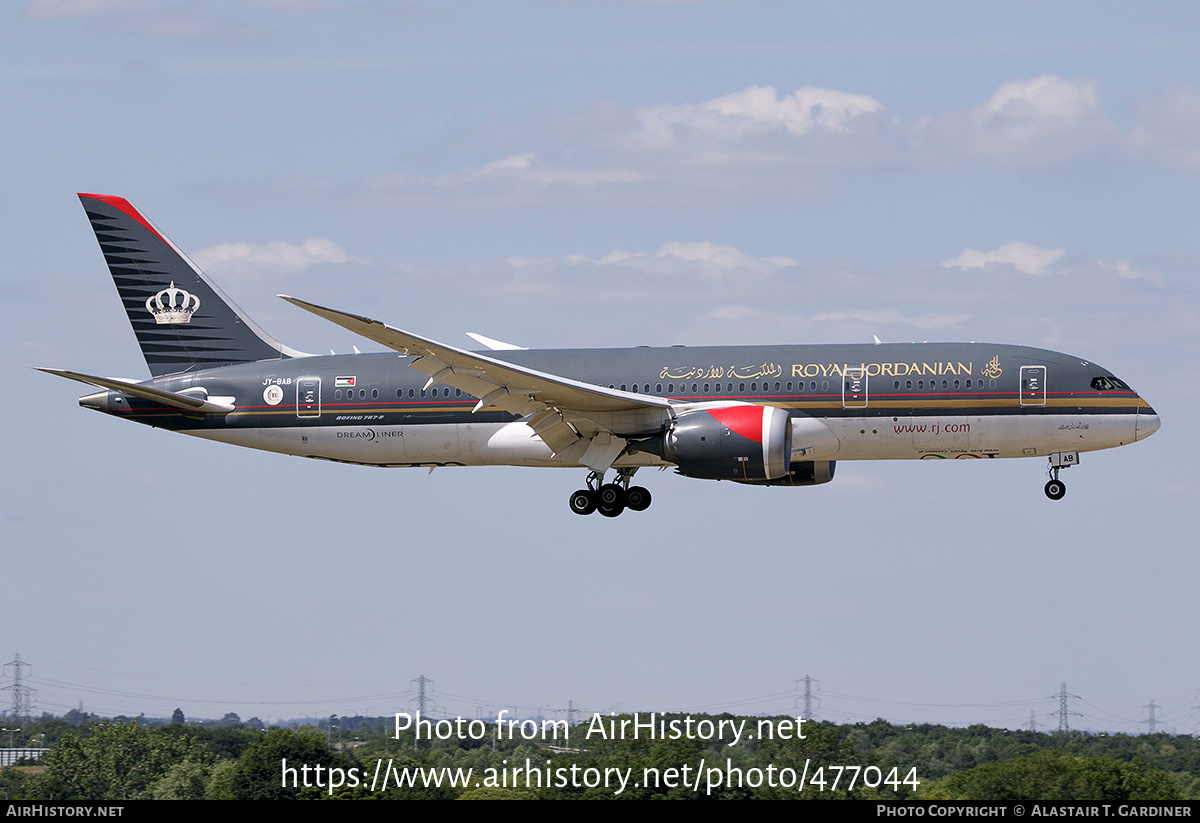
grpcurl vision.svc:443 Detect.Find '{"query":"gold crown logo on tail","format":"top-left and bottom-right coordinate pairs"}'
top-left (145, 282), bottom-right (200, 324)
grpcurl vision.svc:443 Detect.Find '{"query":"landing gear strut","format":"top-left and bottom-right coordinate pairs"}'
top-left (1043, 452), bottom-right (1077, 501)
top-left (568, 468), bottom-right (652, 516)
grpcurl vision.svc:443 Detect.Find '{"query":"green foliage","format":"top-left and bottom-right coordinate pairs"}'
top-left (148, 759), bottom-right (210, 800)
top-left (928, 750), bottom-right (1183, 801)
top-left (457, 785), bottom-right (539, 799)
top-left (10, 711), bottom-right (1200, 801)
top-left (222, 728), bottom-right (351, 800)
top-left (37, 720), bottom-right (208, 800)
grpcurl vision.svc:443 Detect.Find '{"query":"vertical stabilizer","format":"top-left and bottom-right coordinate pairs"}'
top-left (78, 193), bottom-right (300, 377)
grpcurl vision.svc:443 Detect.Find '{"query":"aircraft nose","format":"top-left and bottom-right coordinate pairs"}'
top-left (1136, 406), bottom-right (1160, 441)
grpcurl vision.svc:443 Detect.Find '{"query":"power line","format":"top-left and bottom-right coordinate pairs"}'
top-left (2, 654), bottom-right (36, 720)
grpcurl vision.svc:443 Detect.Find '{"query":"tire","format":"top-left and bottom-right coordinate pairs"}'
top-left (625, 486), bottom-right (652, 512)
top-left (598, 502), bottom-right (625, 518)
top-left (598, 483), bottom-right (626, 507)
top-left (569, 489), bottom-right (597, 515)
top-left (1044, 479), bottom-right (1066, 501)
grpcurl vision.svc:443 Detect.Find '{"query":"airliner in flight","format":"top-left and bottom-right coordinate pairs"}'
top-left (41, 194), bottom-right (1160, 516)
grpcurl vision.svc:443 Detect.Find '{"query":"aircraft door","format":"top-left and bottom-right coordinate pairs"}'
top-left (1020, 366), bottom-right (1046, 406)
top-left (297, 377), bottom-right (321, 417)
top-left (842, 367), bottom-right (867, 408)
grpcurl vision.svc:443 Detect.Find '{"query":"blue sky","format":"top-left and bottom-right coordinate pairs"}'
top-left (3, 1), bottom-right (1199, 733)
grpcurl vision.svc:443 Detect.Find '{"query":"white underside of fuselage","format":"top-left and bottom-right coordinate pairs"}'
top-left (183, 412), bottom-right (1147, 469)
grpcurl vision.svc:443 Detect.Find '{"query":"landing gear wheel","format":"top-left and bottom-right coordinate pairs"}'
top-left (598, 501), bottom-right (625, 518)
top-left (569, 489), bottom-right (597, 515)
top-left (598, 483), bottom-right (626, 508)
top-left (625, 486), bottom-right (652, 512)
top-left (1044, 479), bottom-right (1066, 501)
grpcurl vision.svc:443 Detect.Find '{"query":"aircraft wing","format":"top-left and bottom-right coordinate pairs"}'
top-left (279, 296), bottom-right (672, 468)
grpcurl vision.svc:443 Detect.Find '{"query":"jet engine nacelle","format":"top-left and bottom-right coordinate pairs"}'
top-left (652, 404), bottom-right (793, 481)
top-left (729, 460), bottom-right (836, 487)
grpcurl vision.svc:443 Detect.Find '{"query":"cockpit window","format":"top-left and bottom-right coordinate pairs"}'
top-left (1091, 376), bottom-right (1130, 391)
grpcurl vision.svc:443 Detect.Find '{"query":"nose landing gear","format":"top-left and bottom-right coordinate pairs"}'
top-left (1044, 476), bottom-right (1066, 500)
top-left (1044, 452), bottom-right (1078, 501)
top-left (568, 469), bottom-right (652, 516)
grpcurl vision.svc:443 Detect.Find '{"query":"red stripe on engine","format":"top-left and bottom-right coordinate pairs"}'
top-left (708, 406), bottom-right (765, 443)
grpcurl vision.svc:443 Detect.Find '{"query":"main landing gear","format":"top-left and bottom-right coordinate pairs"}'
top-left (1043, 452), bottom-right (1078, 501)
top-left (569, 469), bottom-right (652, 517)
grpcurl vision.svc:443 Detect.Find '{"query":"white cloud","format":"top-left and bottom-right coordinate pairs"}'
top-left (942, 242), bottom-right (1065, 276)
top-left (463, 152), bottom-right (646, 187)
top-left (510, 242), bottom-right (796, 280)
top-left (913, 76), bottom-right (1114, 166)
top-left (1127, 83), bottom-right (1200, 171)
top-left (215, 76), bottom-right (1200, 212)
top-left (1097, 259), bottom-right (1160, 283)
top-left (191, 238), bottom-right (364, 278)
top-left (633, 85), bottom-right (887, 147)
top-left (598, 241), bottom-right (797, 276)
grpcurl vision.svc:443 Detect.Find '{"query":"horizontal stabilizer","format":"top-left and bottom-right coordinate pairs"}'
top-left (36, 368), bottom-right (235, 414)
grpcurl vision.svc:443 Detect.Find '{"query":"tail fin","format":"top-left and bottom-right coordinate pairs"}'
top-left (78, 193), bottom-right (303, 377)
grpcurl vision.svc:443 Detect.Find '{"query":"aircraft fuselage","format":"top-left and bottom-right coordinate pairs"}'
top-left (81, 341), bottom-right (1157, 469)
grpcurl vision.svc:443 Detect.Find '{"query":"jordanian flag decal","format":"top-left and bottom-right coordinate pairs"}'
top-left (335, 376), bottom-right (356, 387)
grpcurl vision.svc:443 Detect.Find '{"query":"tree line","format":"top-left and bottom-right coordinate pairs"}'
top-left (0, 713), bottom-right (1196, 800)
